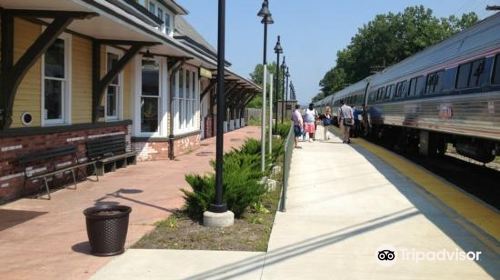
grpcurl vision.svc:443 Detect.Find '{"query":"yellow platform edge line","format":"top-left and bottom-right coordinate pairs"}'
top-left (351, 136), bottom-right (500, 241)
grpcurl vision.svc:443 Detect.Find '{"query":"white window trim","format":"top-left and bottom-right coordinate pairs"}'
top-left (147, 0), bottom-right (174, 37)
top-left (134, 55), bottom-right (168, 137)
top-left (41, 31), bottom-right (72, 127)
top-left (173, 68), bottom-right (199, 135)
top-left (105, 46), bottom-right (124, 121)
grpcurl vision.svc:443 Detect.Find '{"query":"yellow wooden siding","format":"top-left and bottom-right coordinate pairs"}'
top-left (71, 36), bottom-right (92, 124)
top-left (123, 61), bottom-right (133, 119)
top-left (11, 19), bottom-right (41, 128)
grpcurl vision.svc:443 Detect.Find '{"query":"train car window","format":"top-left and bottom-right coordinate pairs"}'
top-left (394, 82), bottom-right (402, 98)
top-left (470, 58), bottom-right (485, 87)
top-left (415, 76), bottom-right (425, 96)
top-left (408, 78), bottom-right (416, 97)
top-left (493, 54), bottom-right (500, 84)
top-left (456, 62), bottom-right (472, 89)
top-left (401, 80), bottom-right (409, 97)
top-left (425, 70), bottom-right (444, 94)
top-left (376, 87), bottom-right (384, 101)
top-left (384, 85), bottom-right (392, 99)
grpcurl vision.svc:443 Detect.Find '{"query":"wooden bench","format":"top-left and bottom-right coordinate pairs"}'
top-left (19, 146), bottom-right (98, 199)
top-left (86, 135), bottom-right (137, 176)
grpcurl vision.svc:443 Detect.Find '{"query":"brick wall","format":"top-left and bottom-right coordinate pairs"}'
top-left (0, 124), bottom-right (129, 203)
top-left (133, 133), bottom-right (201, 161)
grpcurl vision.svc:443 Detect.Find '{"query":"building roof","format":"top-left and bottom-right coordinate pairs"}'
top-left (174, 16), bottom-right (233, 67)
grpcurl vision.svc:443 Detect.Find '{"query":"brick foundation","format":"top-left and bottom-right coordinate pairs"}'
top-left (133, 133), bottom-right (201, 161)
top-left (0, 124), bottom-right (130, 203)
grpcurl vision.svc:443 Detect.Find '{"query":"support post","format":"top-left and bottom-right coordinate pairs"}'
top-left (269, 74), bottom-right (274, 155)
top-left (261, 65), bottom-right (267, 172)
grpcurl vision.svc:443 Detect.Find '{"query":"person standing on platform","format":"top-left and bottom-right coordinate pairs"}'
top-left (338, 100), bottom-right (354, 144)
top-left (303, 103), bottom-right (317, 142)
top-left (321, 106), bottom-right (333, 140)
top-left (291, 104), bottom-right (304, 148)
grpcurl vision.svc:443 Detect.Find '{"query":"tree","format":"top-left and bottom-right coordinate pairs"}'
top-left (248, 62), bottom-right (286, 108)
top-left (314, 6), bottom-right (478, 102)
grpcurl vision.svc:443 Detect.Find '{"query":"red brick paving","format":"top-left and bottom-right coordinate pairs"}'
top-left (0, 126), bottom-right (260, 280)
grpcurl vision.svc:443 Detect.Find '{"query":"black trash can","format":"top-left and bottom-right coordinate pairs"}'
top-left (83, 205), bottom-right (132, 256)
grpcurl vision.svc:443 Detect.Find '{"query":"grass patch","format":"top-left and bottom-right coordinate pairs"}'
top-left (133, 185), bottom-right (282, 252)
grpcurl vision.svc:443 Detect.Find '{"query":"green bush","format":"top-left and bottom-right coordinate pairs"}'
top-left (276, 123), bottom-right (291, 139)
top-left (182, 144), bottom-right (267, 220)
top-left (239, 138), bottom-right (261, 155)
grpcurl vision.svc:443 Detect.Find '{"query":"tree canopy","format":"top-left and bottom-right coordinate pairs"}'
top-left (314, 5), bottom-right (478, 102)
top-left (248, 62), bottom-right (286, 108)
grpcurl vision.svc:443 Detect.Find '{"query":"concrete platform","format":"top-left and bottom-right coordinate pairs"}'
top-left (260, 136), bottom-right (499, 279)
top-left (90, 134), bottom-right (499, 280)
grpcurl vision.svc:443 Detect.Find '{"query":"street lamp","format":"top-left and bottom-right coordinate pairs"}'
top-left (274, 35), bottom-right (283, 132)
top-left (204, 0), bottom-right (234, 227)
top-left (258, 0), bottom-right (273, 172)
top-left (280, 57), bottom-right (287, 124)
top-left (285, 66), bottom-right (290, 120)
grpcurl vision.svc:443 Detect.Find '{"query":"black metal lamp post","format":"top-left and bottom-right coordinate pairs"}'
top-left (211, 0), bottom-right (227, 214)
top-left (285, 66), bottom-right (290, 119)
top-left (258, 0), bottom-right (274, 66)
top-left (257, 0), bottom-right (273, 172)
top-left (273, 36), bottom-right (283, 132)
top-left (280, 57), bottom-right (287, 124)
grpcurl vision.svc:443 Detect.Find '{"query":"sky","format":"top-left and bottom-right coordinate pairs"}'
top-left (178, 0), bottom-right (497, 104)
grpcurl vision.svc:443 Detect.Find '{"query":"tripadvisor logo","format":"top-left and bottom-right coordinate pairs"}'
top-left (375, 245), bottom-right (482, 266)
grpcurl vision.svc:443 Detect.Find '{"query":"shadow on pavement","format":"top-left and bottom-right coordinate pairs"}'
top-left (72, 241), bottom-right (92, 255)
top-left (0, 209), bottom-right (47, 231)
top-left (184, 208), bottom-right (418, 280)
top-left (94, 188), bottom-right (177, 214)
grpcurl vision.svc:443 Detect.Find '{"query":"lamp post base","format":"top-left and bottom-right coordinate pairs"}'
top-left (203, 210), bottom-right (234, 228)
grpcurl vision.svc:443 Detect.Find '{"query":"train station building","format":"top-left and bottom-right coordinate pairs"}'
top-left (0, 0), bottom-right (260, 202)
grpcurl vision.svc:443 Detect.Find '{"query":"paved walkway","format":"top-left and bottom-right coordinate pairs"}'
top-left (0, 126), bottom-right (260, 280)
top-left (91, 134), bottom-right (499, 280)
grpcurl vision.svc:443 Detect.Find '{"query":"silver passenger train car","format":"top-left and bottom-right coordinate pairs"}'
top-left (316, 13), bottom-right (500, 163)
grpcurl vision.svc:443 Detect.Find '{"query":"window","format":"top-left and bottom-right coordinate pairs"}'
top-left (408, 78), bottom-right (416, 97)
top-left (470, 59), bottom-right (485, 87)
top-left (147, 0), bottom-right (174, 35)
top-left (148, 2), bottom-right (156, 14)
top-left (164, 12), bottom-right (172, 34)
top-left (384, 84), bottom-right (395, 100)
top-left (376, 87), bottom-right (384, 101)
top-left (43, 36), bottom-right (70, 125)
top-left (407, 76), bottom-right (424, 97)
top-left (456, 58), bottom-right (485, 89)
top-left (415, 76), bottom-right (425, 96)
top-left (395, 80), bottom-right (408, 98)
top-left (425, 70), bottom-right (444, 94)
top-left (106, 52), bottom-right (121, 120)
top-left (174, 68), bottom-right (199, 132)
top-left (141, 59), bottom-right (160, 133)
top-left (493, 54), bottom-right (500, 84)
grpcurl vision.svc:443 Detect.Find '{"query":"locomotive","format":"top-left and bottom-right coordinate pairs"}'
top-left (316, 13), bottom-right (500, 163)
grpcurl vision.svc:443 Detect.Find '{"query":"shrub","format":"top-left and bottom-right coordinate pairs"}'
top-left (275, 123), bottom-right (291, 139)
top-left (182, 148), bottom-right (267, 220)
top-left (182, 174), bottom-right (215, 221)
top-left (239, 138), bottom-right (261, 155)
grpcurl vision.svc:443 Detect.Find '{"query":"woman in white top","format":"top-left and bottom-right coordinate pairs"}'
top-left (303, 103), bottom-right (317, 142)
